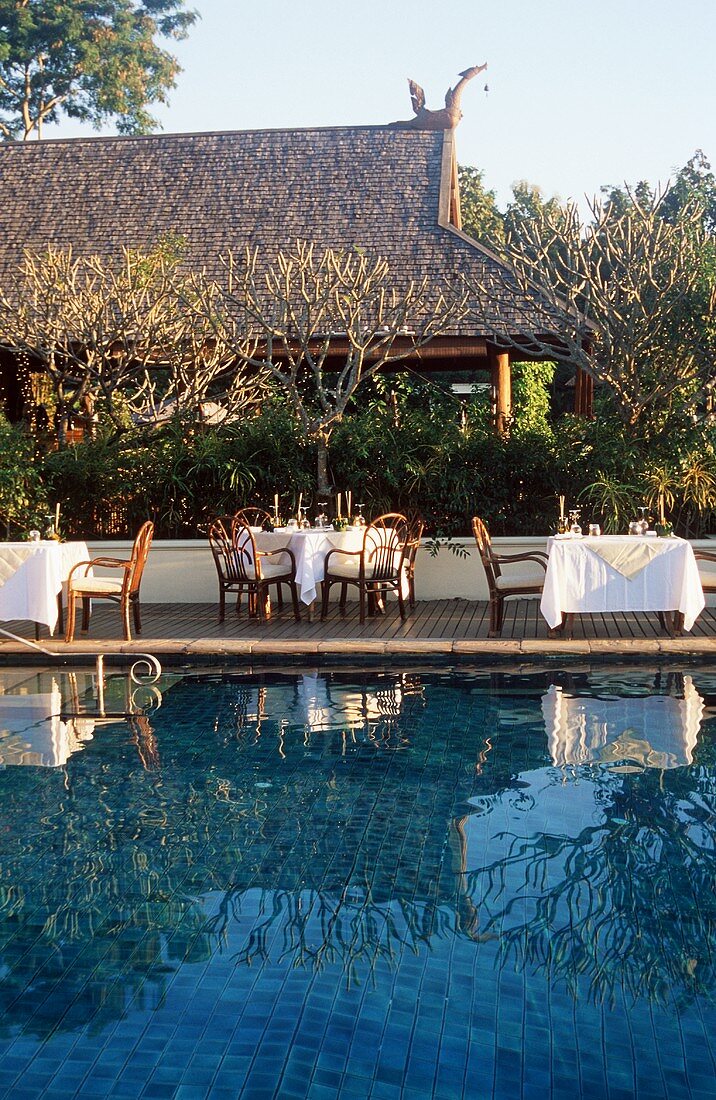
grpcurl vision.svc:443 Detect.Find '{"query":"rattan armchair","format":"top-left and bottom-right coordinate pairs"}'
top-left (321, 513), bottom-right (410, 624)
top-left (65, 520), bottom-right (154, 642)
top-left (472, 516), bottom-right (548, 637)
top-left (208, 517), bottom-right (300, 622)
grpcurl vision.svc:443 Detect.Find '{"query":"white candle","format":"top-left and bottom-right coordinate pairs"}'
top-left (297, 492), bottom-right (302, 519)
top-left (274, 492), bottom-right (279, 517)
top-left (55, 503), bottom-right (60, 530)
top-left (347, 491), bottom-right (352, 518)
top-left (336, 492), bottom-right (342, 517)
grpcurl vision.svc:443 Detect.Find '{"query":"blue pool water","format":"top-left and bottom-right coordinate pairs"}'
top-left (0, 665), bottom-right (714, 1099)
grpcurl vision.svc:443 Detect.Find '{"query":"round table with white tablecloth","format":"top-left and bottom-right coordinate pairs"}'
top-left (255, 527), bottom-right (364, 605)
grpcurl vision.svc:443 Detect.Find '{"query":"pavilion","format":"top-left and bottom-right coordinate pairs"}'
top-left (0, 122), bottom-right (588, 427)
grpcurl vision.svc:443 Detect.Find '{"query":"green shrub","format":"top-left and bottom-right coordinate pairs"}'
top-left (0, 415), bottom-right (47, 537)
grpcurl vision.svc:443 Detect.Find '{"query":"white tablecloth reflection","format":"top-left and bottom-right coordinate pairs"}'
top-left (0, 541), bottom-right (90, 633)
top-left (542, 679), bottom-right (704, 769)
top-left (256, 528), bottom-right (365, 605)
top-left (0, 682), bottom-right (94, 767)
top-left (540, 536), bottom-right (705, 631)
top-left (232, 674), bottom-right (412, 736)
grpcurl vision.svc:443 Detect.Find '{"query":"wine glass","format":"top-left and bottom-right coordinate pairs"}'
top-left (315, 501), bottom-right (329, 528)
top-left (637, 506), bottom-right (649, 535)
top-left (569, 508), bottom-right (582, 537)
top-left (353, 503), bottom-right (366, 528)
top-left (299, 507), bottom-right (311, 529)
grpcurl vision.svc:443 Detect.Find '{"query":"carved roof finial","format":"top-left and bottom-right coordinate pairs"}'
top-left (390, 64), bottom-right (487, 130)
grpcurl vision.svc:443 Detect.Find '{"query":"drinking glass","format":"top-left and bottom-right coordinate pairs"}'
top-left (315, 501), bottom-right (329, 528)
top-left (638, 506), bottom-right (649, 535)
top-left (353, 503), bottom-right (366, 528)
top-left (588, 524), bottom-right (601, 537)
top-left (569, 509), bottom-right (582, 537)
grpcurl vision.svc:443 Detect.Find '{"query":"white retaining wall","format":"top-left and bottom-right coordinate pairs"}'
top-left (86, 537), bottom-right (716, 605)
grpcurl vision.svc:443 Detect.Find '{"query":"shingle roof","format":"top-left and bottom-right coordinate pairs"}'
top-left (0, 125), bottom-right (557, 338)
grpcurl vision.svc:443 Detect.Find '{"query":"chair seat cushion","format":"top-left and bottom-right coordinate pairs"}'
top-left (70, 576), bottom-right (124, 596)
top-left (328, 559), bottom-right (398, 581)
top-left (258, 557), bottom-right (294, 581)
top-left (495, 570), bottom-right (544, 592)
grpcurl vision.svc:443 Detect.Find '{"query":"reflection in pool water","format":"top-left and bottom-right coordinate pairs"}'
top-left (543, 674), bottom-right (704, 768)
top-left (0, 666), bottom-right (713, 1098)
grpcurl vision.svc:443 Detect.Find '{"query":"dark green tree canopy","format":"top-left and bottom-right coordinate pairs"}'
top-left (456, 165), bottom-right (504, 251)
top-left (0, 0), bottom-right (198, 139)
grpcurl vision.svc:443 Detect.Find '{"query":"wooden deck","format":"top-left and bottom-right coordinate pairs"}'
top-left (3, 599), bottom-right (716, 662)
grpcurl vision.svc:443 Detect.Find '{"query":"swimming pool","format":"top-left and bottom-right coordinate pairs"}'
top-left (0, 665), bottom-right (714, 1099)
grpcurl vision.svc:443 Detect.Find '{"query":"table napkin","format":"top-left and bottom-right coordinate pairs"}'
top-left (585, 538), bottom-right (671, 579)
top-left (0, 545), bottom-right (36, 586)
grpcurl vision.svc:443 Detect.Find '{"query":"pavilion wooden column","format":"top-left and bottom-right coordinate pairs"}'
top-left (488, 346), bottom-right (511, 435)
top-left (574, 367), bottom-right (594, 417)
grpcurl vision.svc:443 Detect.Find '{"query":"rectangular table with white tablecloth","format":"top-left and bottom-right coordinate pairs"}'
top-left (0, 541), bottom-right (90, 635)
top-left (540, 535), bottom-right (705, 632)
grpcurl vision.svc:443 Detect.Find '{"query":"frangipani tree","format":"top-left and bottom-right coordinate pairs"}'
top-left (0, 243), bottom-right (262, 445)
top-left (465, 188), bottom-right (716, 432)
top-left (196, 240), bottom-right (465, 493)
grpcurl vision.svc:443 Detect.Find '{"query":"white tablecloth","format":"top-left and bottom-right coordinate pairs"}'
top-left (0, 541), bottom-right (90, 633)
top-left (255, 528), bottom-right (364, 605)
top-left (540, 535), bottom-right (705, 631)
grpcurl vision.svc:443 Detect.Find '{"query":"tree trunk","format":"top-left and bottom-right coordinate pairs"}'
top-left (316, 432), bottom-right (331, 495)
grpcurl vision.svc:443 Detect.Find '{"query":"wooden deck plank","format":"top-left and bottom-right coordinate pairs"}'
top-left (3, 597), bottom-right (713, 649)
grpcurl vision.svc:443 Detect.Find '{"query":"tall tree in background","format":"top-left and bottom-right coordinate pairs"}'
top-left (0, 0), bottom-right (197, 139)
top-left (457, 165), bottom-right (504, 251)
top-left (464, 187), bottom-right (716, 433)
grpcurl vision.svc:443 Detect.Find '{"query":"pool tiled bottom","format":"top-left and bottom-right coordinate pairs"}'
top-left (0, 667), bottom-right (714, 1098)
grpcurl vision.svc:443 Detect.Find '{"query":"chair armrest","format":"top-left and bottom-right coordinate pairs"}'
top-left (86, 556), bottom-right (132, 569)
top-left (259, 547), bottom-right (296, 570)
top-left (66, 558), bottom-right (131, 586)
top-left (324, 547), bottom-right (362, 571)
top-left (493, 551), bottom-right (548, 570)
top-left (694, 550), bottom-right (716, 564)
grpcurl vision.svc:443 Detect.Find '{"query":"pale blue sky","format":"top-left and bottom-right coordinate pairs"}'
top-left (55, 0), bottom-right (716, 211)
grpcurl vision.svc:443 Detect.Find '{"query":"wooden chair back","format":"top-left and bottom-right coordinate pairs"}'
top-left (209, 518), bottom-right (240, 583)
top-left (231, 518), bottom-right (262, 582)
top-left (363, 513), bottom-right (409, 580)
top-left (471, 516), bottom-right (500, 595)
top-left (234, 507), bottom-right (272, 529)
top-left (126, 521), bottom-right (154, 598)
top-left (405, 515), bottom-right (425, 569)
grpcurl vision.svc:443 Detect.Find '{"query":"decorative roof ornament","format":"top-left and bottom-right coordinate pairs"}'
top-left (390, 64), bottom-right (487, 130)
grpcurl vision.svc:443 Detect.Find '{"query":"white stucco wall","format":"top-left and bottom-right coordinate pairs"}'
top-left (86, 536), bottom-right (716, 605)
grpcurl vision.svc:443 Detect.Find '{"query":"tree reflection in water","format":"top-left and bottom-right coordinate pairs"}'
top-left (0, 666), bottom-right (714, 1040)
